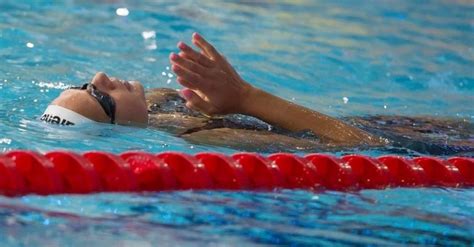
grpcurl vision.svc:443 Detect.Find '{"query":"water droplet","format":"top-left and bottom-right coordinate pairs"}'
top-left (166, 66), bottom-right (170, 70)
top-left (384, 105), bottom-right (387, 109)
top-left (141, 31), bottom-right (156, 40)
top-left (26, 42), bottom-right (34, 48)
top-left (342, 97), bottom-right (349, 104)
top-left (166, 79), bottom-right (171, 84)
top-left (167, 73), bottom-right (174, 78)
top-left (0, 138), bottom-right (12, 144)
top-left (116, 8), bottom-right (129, 16)
top-left (145, 40), bottom-right (157, 50)
top-left (161, 72), bottom-right (167, 76)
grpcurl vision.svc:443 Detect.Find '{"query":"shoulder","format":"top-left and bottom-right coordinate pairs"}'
top-left (145, 88), bottom-right (181, 107)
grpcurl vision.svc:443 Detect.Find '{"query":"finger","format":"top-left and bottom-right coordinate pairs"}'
top-left (190, 34), bottom-right (238, 76)
top-left (169, 52), bottom-right (208, 76)
top-left (222, 56), bottom-right (242, 78)
top-left (192, 32), bottom-right (221, 61)
top-left (176, 77), bottom-right (198, 90)
top-left (171, 64), bottom-right (208, 90)
top-left (177, 42), bottom-right (214, 68)
top-left (180, 88), bottom-right (215, 115)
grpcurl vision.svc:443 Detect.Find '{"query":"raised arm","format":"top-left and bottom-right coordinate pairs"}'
top-left (169, 33), bottom-right (379, 146)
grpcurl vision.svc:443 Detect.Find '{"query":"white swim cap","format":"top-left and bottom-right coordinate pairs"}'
top-left (40, 105), bottom-right (95, 125)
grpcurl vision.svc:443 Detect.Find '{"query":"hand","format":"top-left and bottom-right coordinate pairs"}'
top-left (169, 33), bottom-right (254, 116)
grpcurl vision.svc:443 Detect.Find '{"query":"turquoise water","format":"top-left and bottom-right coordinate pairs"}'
top-left (0, 0), bottom-right (473, 246)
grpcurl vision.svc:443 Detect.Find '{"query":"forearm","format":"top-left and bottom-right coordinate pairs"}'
top-left (240, 87), bottom-right (378, 145)
top-left (171, 33), bottom-right (379, 146)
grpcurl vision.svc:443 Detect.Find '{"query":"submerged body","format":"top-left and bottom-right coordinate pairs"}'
top-left (146, 88), bottom-right (474, 155)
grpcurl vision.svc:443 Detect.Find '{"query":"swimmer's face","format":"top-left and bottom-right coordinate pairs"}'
top-left (51, 72), bottom-right (148, 125)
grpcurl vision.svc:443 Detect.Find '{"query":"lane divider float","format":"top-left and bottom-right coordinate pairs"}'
top-left (0, 150), bottom-right (472, 196)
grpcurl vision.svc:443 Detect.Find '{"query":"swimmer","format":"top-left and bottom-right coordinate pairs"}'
top-left (41, 33), bottom-right (474, 155)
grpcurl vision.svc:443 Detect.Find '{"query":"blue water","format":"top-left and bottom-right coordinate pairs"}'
top-left (0, 0), bottom-right (473, 246)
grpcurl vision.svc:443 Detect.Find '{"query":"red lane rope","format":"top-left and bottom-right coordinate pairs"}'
top-left (0, 151), bottom-right (472, 196)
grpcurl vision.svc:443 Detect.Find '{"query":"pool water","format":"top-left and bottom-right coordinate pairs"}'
top-left (0, 0), bottom-right (473, 246)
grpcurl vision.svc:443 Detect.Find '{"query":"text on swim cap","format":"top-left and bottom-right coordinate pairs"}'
top-left (40, 114), bottom-right (75, 125)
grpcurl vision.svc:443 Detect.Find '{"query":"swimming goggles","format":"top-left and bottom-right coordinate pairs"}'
top-left (70, 83), bottom-right (116, 124)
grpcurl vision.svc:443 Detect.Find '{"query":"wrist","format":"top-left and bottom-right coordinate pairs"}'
top-left (238, 84), bottom-right (263, 116)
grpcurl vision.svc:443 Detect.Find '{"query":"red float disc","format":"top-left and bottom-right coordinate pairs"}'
top-left (121, 151), bottom-right (177, 191)
top-left (305, 154), bottom-right (356, 190)
top-left (45, 151), bottom-right (102, 194)
top-left (196, 153), bottom-right (249, 190)
top-left (83, 151), bottom-right (138, 192)
top-left (447, 157), bottom-right (473, 186)
top-left (413, 157), bottom-right (463, 187)
top-left (0, 155), bottom-right (26, 196)
top-left (342, 155), bottom-right (390, 189)
top-left (5, 151), bottom-right (64, 195)
top-left (378, 156), bottom-right (427, 187)
top-left (232, 153), bottom-right (284, 189)
top-left (156, 152), bottom-right (212, 189)
top-left (268, 153), bottom-right (320, 189)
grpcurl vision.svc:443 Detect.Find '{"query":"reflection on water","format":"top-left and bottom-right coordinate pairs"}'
top-left (1, 188), bottom-right (473, 246)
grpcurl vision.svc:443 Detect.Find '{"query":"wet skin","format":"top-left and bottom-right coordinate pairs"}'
top-left (50, 77), bottom-right (474, 155)
top-left (146, 88), bottom-right (474, 155)
top-left (49, 33), bottom-right (380, 150)
top-left (146, 88), bottom-right (322, 153)
top-left (47, 33), bottom-right (474, 155)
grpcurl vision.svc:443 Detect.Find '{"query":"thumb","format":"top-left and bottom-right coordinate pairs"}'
top-left (180, 88), bottom-right (215, 115)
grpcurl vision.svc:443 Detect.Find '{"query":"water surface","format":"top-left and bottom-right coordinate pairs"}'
top-left (0, 0), bottom-right (473, 246)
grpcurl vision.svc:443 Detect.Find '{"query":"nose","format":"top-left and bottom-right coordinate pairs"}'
top-left (130, 80), bottom-right (145, 95)
top-left (91, 72), bottom-right (112, 90)
top-left (130, 80), bottom-right (143, 89)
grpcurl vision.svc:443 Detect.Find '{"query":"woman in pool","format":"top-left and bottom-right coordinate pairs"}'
top-left (42, 33), bottom-right (473, 155)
